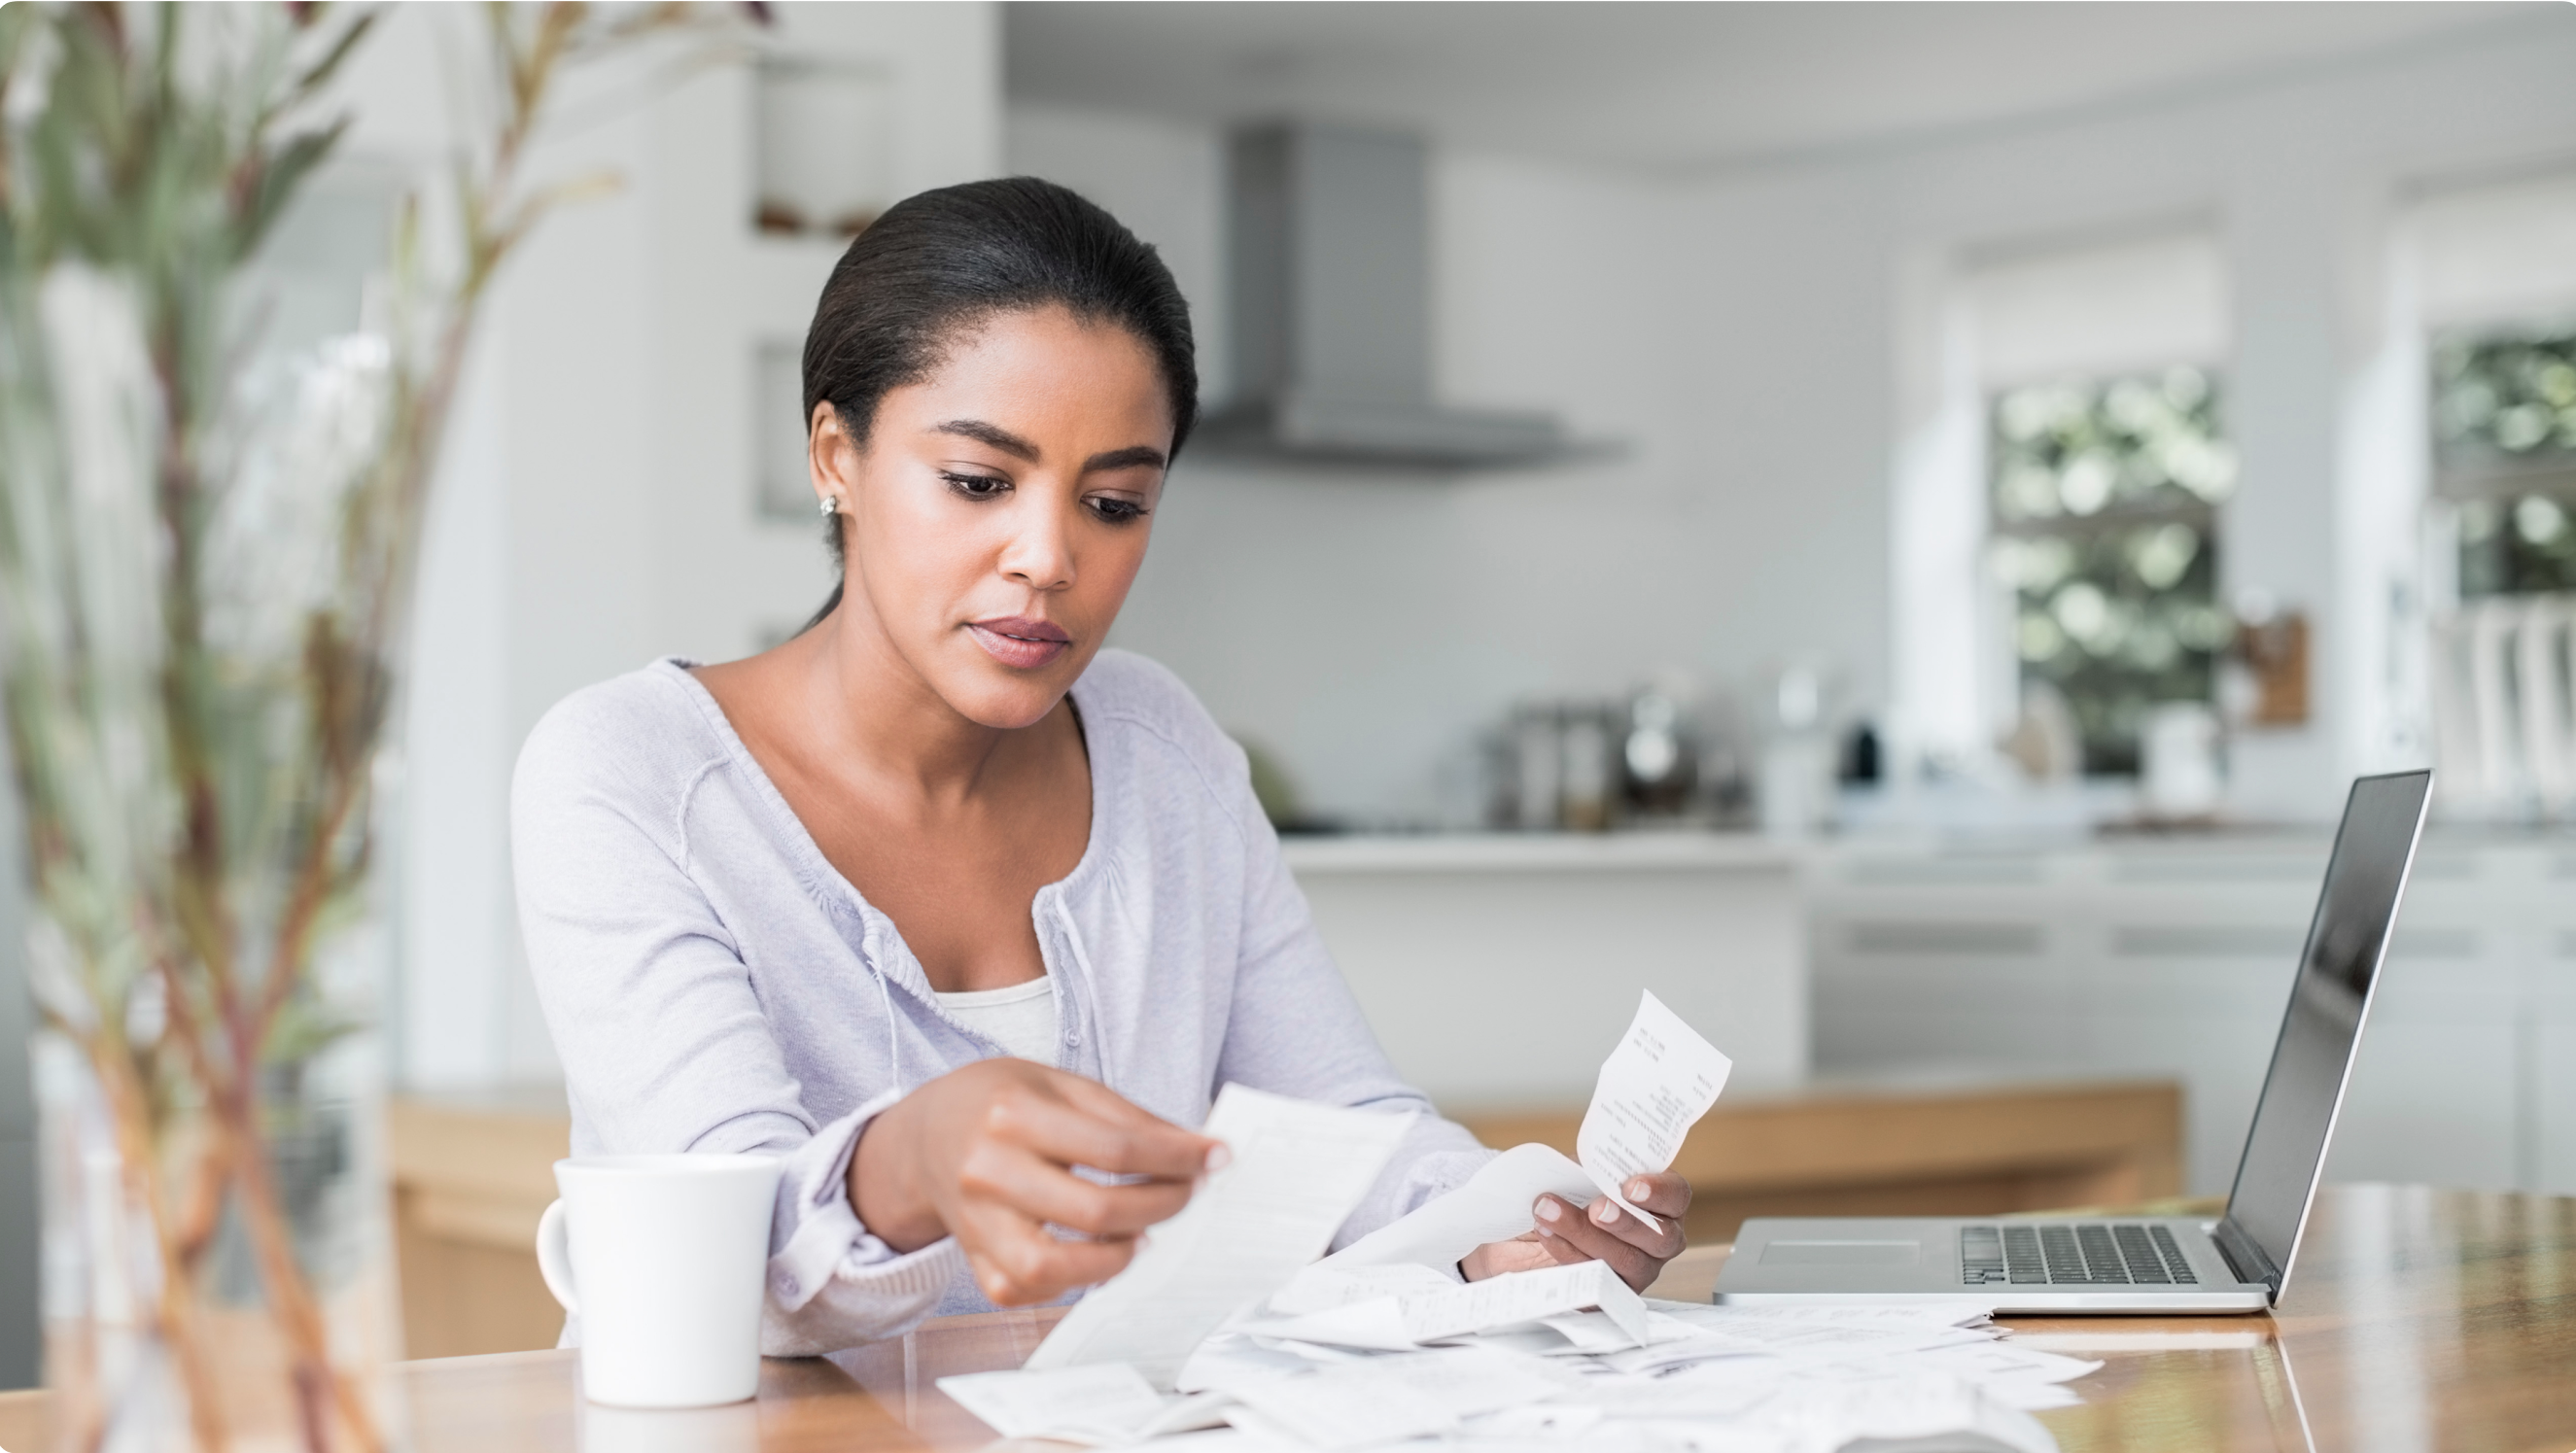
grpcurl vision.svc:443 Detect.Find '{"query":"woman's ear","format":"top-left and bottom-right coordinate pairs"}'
top-left (810, 401), bottom-right (858, 511)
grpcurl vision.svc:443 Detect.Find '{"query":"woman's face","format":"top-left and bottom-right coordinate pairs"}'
top-left (815, 305), bottom-right (1173, 731)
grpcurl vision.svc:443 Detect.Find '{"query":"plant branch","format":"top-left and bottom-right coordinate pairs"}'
top-left (0, 6), bottom-right (753, 1449)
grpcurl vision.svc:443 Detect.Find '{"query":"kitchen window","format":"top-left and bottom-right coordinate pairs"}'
top-left (2408, 170), bottom-right (2576, 817)
top-left (2433, 327), bottom-right (2576, 596)
top-left (1987, 366), bottom-right (2237, 775)
top-left (1893, 225), bottom-right (2229, 778)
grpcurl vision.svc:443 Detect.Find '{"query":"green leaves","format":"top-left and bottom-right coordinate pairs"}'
top-left (232, 116), bottom-right (345, 262)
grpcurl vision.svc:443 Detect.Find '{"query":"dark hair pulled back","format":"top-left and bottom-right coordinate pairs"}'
top-left (795, 176), bottom-right (1199, 631)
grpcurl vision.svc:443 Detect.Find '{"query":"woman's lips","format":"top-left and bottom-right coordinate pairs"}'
top-left (966, 616), bottom-right (1073, 670)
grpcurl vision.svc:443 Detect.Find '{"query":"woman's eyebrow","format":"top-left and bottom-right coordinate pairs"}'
top-left (929, 420), bottom-right (1165, 473)
top-left (930, 418), bottom-right (1041, 461)
top-left (1084, 445), bottom-right (1166, 472)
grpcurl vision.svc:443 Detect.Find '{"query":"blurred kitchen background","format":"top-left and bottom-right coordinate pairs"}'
top-left (7, 0), bottom-right (2576, 1381)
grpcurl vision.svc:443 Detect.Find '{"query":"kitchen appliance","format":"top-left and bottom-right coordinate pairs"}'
top-left (1195, 122), bottom-right (1583, 469)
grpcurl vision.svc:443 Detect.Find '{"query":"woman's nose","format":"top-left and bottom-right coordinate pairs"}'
top-left (998, 502), bottom-right (1076, 590)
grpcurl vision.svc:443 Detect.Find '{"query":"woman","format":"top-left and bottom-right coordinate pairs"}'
top-left (512, 178), bottom-right (1688, 1355)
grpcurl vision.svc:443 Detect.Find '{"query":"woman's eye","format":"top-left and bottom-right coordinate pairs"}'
top-left (1087, 496), bottom-right (1149, 524)
top-left (941, 471), bottom-right (1011, 501)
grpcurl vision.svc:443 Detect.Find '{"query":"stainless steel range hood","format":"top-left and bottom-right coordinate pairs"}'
top-left (1193, 122), bottom-right (1578, 469)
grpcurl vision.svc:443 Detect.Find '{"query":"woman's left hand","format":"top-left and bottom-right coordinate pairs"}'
top-left (1458, 1172), bottom-right (1690, 1293)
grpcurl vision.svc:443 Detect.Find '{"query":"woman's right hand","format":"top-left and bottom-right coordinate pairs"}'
top-left (850, 1058), bottom-right (1225, 1306)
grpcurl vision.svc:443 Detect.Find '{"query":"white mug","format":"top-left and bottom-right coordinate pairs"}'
top-left (579, 1400), bottom-right (761, 1453)
top-left (535, 1154), bottom-right (783, 1408)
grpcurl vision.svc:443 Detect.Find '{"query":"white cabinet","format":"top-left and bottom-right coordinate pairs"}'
top-left (1283, 835), bottom-right (1806, 1111)
top-left (1284, 829), bottom-right (2572, 1194)
top-left (1812, 834), bottom-right (2576, 1196)
top-left (2540, 1014), bottom-right (2576, 1194)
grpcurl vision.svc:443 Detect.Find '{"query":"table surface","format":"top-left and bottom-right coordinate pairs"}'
top-left (4, 1185), bottom-right (2569, 1453)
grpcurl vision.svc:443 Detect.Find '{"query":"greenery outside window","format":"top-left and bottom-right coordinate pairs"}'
top-left (2433, 329), bottom-right (2576, 596)
top-left (1987, 367), bottom-right (2237, 775)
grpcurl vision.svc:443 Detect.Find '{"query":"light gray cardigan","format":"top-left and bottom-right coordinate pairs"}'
top-left (511, 651), bottom-right (1490, 1355)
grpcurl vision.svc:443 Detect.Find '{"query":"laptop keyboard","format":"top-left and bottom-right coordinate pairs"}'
top-left (1959, 1224), bottom-right (2199, 1286)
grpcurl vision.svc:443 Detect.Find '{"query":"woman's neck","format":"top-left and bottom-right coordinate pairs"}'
top-left (799, 605), bottom-right (1030, 808)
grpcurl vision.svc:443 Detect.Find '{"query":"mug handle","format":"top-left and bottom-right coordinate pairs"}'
top-left (535, 1198), bottom-right (578, 1315)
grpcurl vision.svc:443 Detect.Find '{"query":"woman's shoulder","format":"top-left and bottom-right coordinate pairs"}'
top-left (1074, 648), bottom-right (1254, 788)
top-left (512, 659), bottom-right (729, 818)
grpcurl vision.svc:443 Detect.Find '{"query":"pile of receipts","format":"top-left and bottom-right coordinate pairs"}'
top-left (944, 1278), bottom-right (2095, 1453)
top-left (940, 993), bottom-right (2100, 1453)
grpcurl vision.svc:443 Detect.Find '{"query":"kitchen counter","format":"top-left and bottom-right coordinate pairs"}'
top-left (1280, 824), bottom-right (2576, 1198)
top-left (1282, 831), bottom-right (1806, 1108)
top-left (1809, 830), bottom-right (2576, 1194)
top-left (1278, 830), bottom-right (1800, 874)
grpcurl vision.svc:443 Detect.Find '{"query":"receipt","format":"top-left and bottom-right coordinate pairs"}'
top-left (1316, 1142), bottom-right (1600, 1272)
top-left (1266, 1262), bottom-right (1459, 1315)
top-left (1577, 989), bottom-right (1731, 1228)
top-left (1025, 1084), bottom-right (1412, 1390)
top-left (1248, 1259), bottom-right (1648, 1352)
top-left (934, 1364), bottom-right (1170, 1444)
top-left (1757, 1372), bottom-right (2061, 1453)
top-left (1323, 991), bottom-right (1729, 1267)
top-left (1912, 1339), bottom-right (2105, 1409)
top-left (1227, 1346), bottom-right (1575, 1450)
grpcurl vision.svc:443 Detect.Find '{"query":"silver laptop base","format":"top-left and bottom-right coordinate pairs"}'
top-left (1717, 1215), bottom-right (2273, 1314)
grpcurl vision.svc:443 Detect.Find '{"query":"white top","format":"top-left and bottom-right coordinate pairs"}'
top-left (933, 977), bottom-right (1062, 1065)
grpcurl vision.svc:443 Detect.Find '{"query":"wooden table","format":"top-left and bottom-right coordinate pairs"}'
top-left (5, 1186), bottom-right (2569, 1452)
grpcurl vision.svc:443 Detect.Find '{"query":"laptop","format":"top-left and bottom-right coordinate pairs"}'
top-left (1714, 769), bottom-right (2434, 1314)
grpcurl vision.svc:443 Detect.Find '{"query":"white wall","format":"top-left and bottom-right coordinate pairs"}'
top-left (333, 4), bottom-right (1003, 1090)
top-left (353, 6), bottom-right (2576, 1091)
top-left (1011, 109), bottom-right (1894, 824)
top-left (1864, 19), bottom-right (2576, 816)
top-left (1008, 13), bottom-right (2576, 827)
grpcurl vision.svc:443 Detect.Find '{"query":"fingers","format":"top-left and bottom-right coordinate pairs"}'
top-left (1627, 1172), bottom-right (1692, 1219)
top-left (1587, 1181), bottom-right (1688, 1261)
top-left (958, 1207), bottom-right (1143, 1306)
top-left (1459, 1234), bottom-right (1555, 1282)
top-left (1531, 1194), bottom-right (1662, 1292)
top-left (866, 1062), bottom-right (1232, 1304)
top-left (944, 1069), bottom-right (1225, 1304)
top-left (990, 1073), bottom-right (1223, 1182)
top-left (957, 1139), bottom-right (1199, 1239)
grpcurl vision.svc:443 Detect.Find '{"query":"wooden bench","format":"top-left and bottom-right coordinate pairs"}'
top-left (389, 1092), bottom-right (575, 1360)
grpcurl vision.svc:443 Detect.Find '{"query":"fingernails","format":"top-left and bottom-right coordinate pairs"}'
top-left (1204, 1144), bottom-right (1233, 1174)
top-left (1593, 1199), bottom-right (1619, 1226)
top-left (1627, 1179), bottom-right (1651, 1200)
top-left (1534, 1198), bottom-right (1560, 1223)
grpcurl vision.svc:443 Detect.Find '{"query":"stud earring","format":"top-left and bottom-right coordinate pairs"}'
top-left (819, 495), bottom-right (839, 517)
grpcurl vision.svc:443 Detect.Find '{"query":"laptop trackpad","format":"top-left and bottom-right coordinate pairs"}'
top-left (1758, 1239), bottom-right (1922, 1266)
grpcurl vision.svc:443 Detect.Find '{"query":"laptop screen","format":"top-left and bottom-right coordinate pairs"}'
top-left (2223, 770), bottom-right (2431, 1280)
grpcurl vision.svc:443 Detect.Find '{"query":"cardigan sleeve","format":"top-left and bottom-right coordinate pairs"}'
top-left (511, 685), bottom-right (965, 1353)
top-left (1202, 752), bottom-right (1496, 1249)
